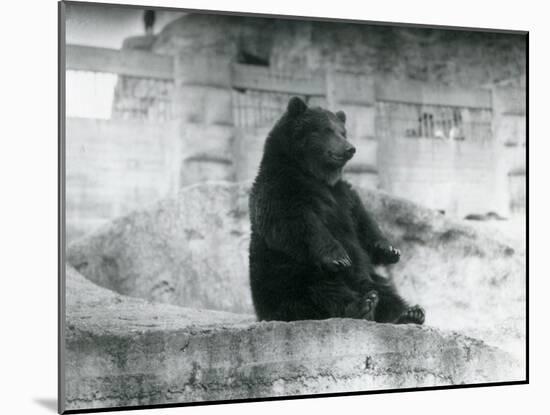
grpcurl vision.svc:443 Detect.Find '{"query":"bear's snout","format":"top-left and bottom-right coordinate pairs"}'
top-left (344, 145), bottom-right (356, 159)
top-left (327, 143), bottom-right (356, 163)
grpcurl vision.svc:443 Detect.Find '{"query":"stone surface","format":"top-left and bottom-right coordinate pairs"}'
top-left (67, 181), bottom-right (526, 361)
top-left (64, 265), bottom-right (523, 412)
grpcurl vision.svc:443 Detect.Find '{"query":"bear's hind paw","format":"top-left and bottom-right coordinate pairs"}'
top-left (360, 290), bottom-right (379, 320)
top-left (373, 242), bottom-right (401, 265)
top-left (396, 305), bottom-right (425, 325)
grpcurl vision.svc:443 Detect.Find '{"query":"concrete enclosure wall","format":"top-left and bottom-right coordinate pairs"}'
top-left (378, 138), bottom-right (508, 217)
top-left (154, 14), bottom-right (525, 87)
top-left (65, 25), bottom-right (526, 238)
top-left (66, 117), bottom-right (180, 241)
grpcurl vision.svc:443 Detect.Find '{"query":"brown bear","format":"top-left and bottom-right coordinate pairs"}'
top-left (248, 96), bottom-right (424, 324)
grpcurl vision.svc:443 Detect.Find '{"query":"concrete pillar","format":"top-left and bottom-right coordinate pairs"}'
top-left (173, 53), bottom-right (236, 187)
top-left (327, 71), bottom-right (379, 189)
top-left (490, 86), bottom-right (527, 216)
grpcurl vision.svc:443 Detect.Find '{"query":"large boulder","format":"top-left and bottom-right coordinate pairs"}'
top-left (68, 181), bottom-right (252, 313)
top-left (67, 181), bottom-right (526, 359)
top-left (63, 265), bottom-right (523, 412)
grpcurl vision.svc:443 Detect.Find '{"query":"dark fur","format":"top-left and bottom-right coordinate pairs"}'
top-left (248, 97), bottom-right (424, 324)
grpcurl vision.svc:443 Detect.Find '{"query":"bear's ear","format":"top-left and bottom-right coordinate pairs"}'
top-left (335, 110), bottom-right (346, 123)
top-left (287, 97), bottom-right (307, 117)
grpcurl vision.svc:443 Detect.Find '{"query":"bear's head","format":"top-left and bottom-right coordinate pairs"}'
top-left (272, 96), bottom-right (355, 186)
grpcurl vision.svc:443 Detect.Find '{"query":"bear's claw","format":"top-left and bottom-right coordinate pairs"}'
top-left (333, 256), bottom-right (352, 267)
top-left (321, 245), bottom-right (352, 272)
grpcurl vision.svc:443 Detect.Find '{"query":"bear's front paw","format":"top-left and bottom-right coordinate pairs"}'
top-left (373, 241), bottom-right (401, 265)
top-left (320, 244), bottom-right (352, 273)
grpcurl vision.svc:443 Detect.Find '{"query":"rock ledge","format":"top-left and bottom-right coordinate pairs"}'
top-left (64, 266), bottom-right (523, 411)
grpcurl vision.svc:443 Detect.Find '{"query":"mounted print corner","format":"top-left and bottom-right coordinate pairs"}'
top-left (58, 0), bottom-right (528, 413)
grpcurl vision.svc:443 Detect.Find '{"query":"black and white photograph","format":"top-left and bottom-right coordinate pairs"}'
top-left (58, 1), bottom-right (527, 413)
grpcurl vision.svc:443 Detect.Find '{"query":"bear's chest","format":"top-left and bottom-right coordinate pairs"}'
top-left (313, 189), bottom-right (356, 237)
